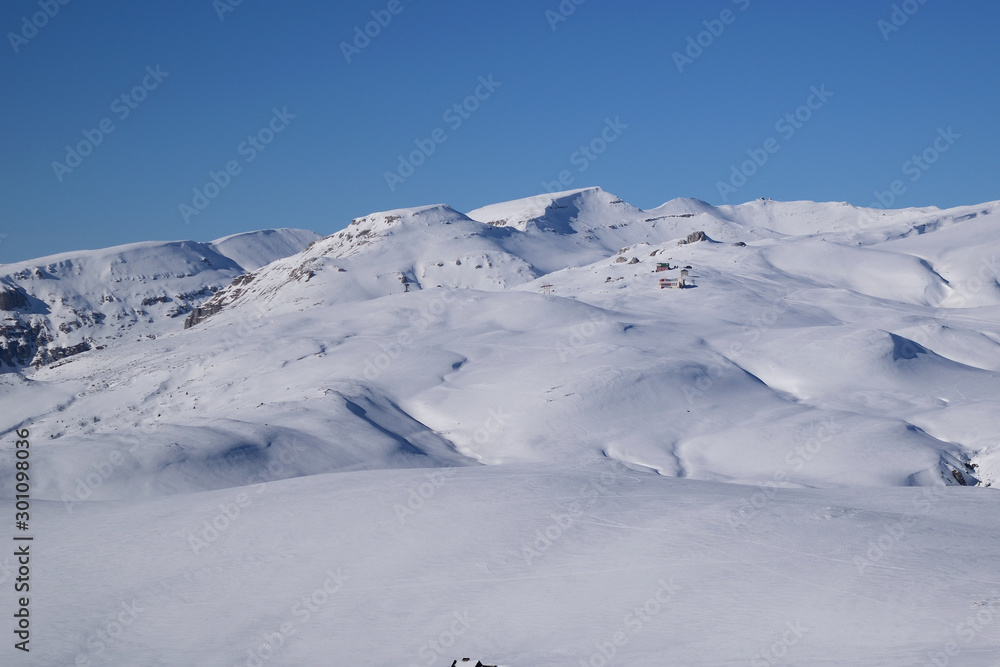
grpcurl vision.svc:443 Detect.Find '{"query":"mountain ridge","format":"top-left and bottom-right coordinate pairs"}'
top-left (0, 228), bottom-right (320, 369)
top-left (1, 188), bottom-right (998, 503)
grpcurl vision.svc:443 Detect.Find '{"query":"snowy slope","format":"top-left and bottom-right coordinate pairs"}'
top-left (9, 463), bottom-right (1000, 666)
top-left (181, 205), bottom-right (541, 328)
top-left (5, 192), bottom-right (1000, 496)
top-left (2, 190), bottom-right (1000, 665)
top-left (208, 228), bottom-right (325, 272)
top-left (0, 229), bottom-right (320, 370)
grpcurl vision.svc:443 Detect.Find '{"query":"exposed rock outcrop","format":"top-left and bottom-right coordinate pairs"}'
top-left (0, 285), bottom-right (29, 311)
top-left (0, 321), bottom-right (47, 368)
top-left (33, 340), bottom-right (92, 366)
top-left (184, 274), bottom-right (256, 329)
top-left (678, 230), bottom-right (709, 245)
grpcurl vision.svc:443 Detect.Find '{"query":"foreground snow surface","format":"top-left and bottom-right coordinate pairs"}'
top-left (6, 462), bottom-right (1000, 666)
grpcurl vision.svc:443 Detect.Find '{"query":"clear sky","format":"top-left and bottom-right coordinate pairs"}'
top-left (2, 0), bottom-right (998, 263)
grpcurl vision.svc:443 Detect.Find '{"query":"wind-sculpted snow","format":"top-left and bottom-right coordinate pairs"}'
top-left (13, 462), bottom-right (1000, 666)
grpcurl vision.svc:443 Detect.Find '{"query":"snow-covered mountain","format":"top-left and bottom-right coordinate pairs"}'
top-left (5, 189), bottom-right (1000, 494)
top-left (0, 228), bottom-right (320, 369)
top-left (3, 190), bottom-right (1000, 666)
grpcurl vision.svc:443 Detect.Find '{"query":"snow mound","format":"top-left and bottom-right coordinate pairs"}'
top-left (210, 228), bottom-right (324, 271)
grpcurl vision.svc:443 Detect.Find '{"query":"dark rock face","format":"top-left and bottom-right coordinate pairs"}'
top-left (0, 296), bottom-right (109, 370)
top-left (32, 340), bottom-right (92, 366)
top-left (184, 273), bottom-right (256, 329)
top-left (0, 319), bottom-right (93, 369)
top-left (0, 285), bottom-right (29, 311)
top-left (184, 302), bottom-right (225, 329)
top-left (0, 322), bottom-right (46, 368)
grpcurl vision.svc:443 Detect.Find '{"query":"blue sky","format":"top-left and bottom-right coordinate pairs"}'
top-left (2, 0), bottom-right (998, 263)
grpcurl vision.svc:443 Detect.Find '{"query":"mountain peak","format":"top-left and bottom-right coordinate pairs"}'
top-left (351, 204), bottom-right (469, 230)
top-left (467, 186), bottom-right (636, 233)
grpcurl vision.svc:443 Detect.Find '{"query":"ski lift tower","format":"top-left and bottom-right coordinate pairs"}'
top-left (540, 284), bottom-right (555, 295)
